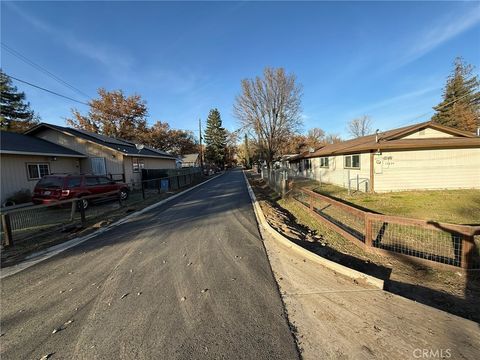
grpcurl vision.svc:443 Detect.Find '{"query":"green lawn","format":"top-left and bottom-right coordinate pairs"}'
top-left (308, 182), bottom-right (480, 225)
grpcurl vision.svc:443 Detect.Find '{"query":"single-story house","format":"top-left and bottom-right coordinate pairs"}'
top-left (0, 131), bottom-right (85, 205)
top-left (289, 121), bottom-right (480, 192)
top-left (25, 123), bottom-right (177, 187)
top-left (181, 153), bottom-right (200, 168)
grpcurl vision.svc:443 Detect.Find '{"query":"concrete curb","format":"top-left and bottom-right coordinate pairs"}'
top-left (1, 172), bottom-right (225, 279)
top-left (242, 171), bottom-right (384, 290)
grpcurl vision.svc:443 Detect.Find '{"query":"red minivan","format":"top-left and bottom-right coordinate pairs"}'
top-left (32, 174), bottom-right (129, 209)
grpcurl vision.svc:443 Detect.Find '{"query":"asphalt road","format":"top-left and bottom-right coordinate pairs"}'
top-left (0, 169), bottom-right (299, 360)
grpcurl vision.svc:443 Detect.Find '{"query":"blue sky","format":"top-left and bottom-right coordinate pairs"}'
top-left (2, 1), bottom-right (479, 139)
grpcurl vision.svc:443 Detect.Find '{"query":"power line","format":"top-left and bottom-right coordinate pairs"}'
top-left (9, 75), bottom-right (90, 106)
top-left (1, 42), bottom-right (92, 99)
top-left (8, 75), bottom-right (202, 132)
top-left (396, 92), bottom-right (472, 127)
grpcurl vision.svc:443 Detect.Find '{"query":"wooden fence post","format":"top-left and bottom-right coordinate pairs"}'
top-left (1, 213), bottom-right (13, 247)
top-left (461, 235), bottom-right (474, 269)
top-left (364, 214), bottom-right (373, 247)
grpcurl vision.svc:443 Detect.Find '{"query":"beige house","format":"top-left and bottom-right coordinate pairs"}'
top-left (0, 131), bottom-right (85, 205)
top-left (290, 121), bottom-right (480, 192)
top-left (25, 123), bottom-right (177, 187)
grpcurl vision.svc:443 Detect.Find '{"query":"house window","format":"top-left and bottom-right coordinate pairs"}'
top-left (132, 158), bottom-right (145, 173)
top-left (320, 157), bottom-right (329, 168)
top-left (27, 163), bottom-right (50, 180)
top-left (304, 159), bottom-right (311, 170)
top-left (344, 154), bottom-right (360, 169)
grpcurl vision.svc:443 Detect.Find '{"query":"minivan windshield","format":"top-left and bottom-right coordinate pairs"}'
top-left (36, 177), bottom-right (64, 188)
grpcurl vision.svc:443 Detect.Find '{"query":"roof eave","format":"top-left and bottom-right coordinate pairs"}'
top-left (123, 153), bottom-right (176, 160)
top-left (0, 150), bottom-right (86, 158)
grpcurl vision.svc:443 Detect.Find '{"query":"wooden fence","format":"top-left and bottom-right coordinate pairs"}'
top-left (292, 188), bottom-right (480, 270)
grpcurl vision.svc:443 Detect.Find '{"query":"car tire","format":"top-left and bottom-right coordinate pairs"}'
top-left (77, 198), bottom-right (89, 210)
top-left (120, 188), bottom-right (129, 201)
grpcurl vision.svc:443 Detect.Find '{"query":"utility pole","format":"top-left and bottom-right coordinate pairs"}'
top-left (244, 133), bottom-right (250, 169)
top-left (199, 118), bottom-right (204, 171)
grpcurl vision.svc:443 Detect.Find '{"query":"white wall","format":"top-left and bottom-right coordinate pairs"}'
top-left (373, 148), bottom-right (480, 192)
top-left (308, 153), bottom-right (371, 192)
top-left (123, 156), bottom-right (176, 186)
top-left (0, 154), bottom-right (80, 204)
top-left (35, 129), bottom-right (124, 175)
top-left (402, 128), bottom-right (454, 139)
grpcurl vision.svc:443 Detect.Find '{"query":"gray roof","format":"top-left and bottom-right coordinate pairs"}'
top-left (26, 123), bottom-right (176, 159)
top-left (0, 131), bottom-right (85, 157)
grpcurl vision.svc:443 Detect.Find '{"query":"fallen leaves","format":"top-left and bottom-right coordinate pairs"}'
top-left (52, 319), bottom-right (74, 334)
top-left (39, 353), bottom-right (54, 360)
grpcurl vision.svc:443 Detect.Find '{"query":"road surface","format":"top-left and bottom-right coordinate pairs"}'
top-left (0, 170), bottom-right (299, 360)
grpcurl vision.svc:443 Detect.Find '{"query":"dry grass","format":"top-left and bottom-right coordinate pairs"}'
top-left (308, 182), bottom-right (480, 225)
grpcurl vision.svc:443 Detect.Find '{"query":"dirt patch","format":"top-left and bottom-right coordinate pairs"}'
top-left (246, 172), bottom-right (480, 323)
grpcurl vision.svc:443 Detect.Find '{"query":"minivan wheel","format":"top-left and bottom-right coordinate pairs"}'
top-left (77, 198), bottom-right (89, 210)
top-left (120, 189), bottom-right (129, 200)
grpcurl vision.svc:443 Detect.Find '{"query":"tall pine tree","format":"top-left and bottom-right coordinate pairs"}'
top-left (432, 58), bottom-right (480, 132)
top-left (204, 108), bottom-right (227, 166)
top-left (0, 70), bottom-right (39, 132)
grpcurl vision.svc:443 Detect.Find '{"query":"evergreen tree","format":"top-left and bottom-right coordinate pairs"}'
top-left (204, 108), bottom-right (227, 166)
top-left (0, 70), bottom-right (39, 132)
top-left (432, 58), bottom-right (480, 132)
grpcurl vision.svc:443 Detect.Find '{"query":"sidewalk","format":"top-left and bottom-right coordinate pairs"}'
top-left (262, 228), bottom-right (480, 360)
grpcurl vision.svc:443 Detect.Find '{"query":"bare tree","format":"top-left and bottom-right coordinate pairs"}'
top-left (347, 115), bottom-right (373, 138)
top-left (306, 127), bottom-right (325, 149)
top-left (234, 67), bottom-right (303, 166)
top-left (325, 133), bottom-right (342, 144)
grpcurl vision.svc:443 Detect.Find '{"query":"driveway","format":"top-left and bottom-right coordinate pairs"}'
top-left (0, 169), bottom-right (299, 359)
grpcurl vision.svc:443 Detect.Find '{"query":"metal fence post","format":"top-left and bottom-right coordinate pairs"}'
top-left (157, 179), bottom-right (161, 194)
top-left (141, 181), bottom-right (146, 200)
top-left (348, 170), bottom-right (351, 195)
top-left (177, 175), bottom-right (181, 189)
top-left (1, 213), bottom-right (13, 247)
